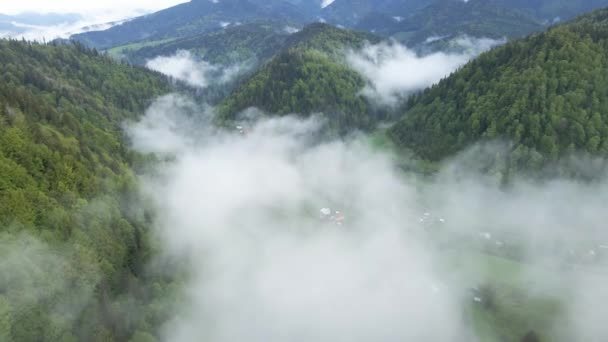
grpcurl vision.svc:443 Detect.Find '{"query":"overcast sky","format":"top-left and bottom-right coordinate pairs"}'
top-left (0, 0), bottom-right (189, 16)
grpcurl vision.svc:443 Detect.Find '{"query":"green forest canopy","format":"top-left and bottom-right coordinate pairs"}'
top-left (389, 8), bottom-right (608, 172)
top-left (0, 39), bottom-right (176, 342)
top-left (219, 23), bottom-right (387, 133)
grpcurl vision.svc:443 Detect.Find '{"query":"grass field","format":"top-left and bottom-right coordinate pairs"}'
top-left (443, 248), bottom-right (589, 341)
top-left (366, 131), bottom-right (601, 341)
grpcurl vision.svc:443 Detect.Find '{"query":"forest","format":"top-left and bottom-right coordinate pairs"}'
top-left (218, 23), bottom-right (388, 133)
top-left (0, 39), bottom-right (177, 341)
top-left (389, 8), bottom-right (608, 176)
top-left (357, 0), bottom-right (544, 45)
top-left (4, 2), bottom-right (608, 342)
top-left (111, 20), bottom-right (296, 67)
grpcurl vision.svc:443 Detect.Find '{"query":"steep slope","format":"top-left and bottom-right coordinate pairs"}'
top-left (493, 0), bottom-right (608, 22)
top-left (69, 0), bottom-right (608, 52)
top-left (0, 39), bottom-right (173, 341)
top-left (389, 8), bottom-right (608, 172)
top-left (279, 21), bottom-right (380, 56)
top-left (219, 23), bottom-right (384, 132)
top-left (71, 0), bottom-right (308, 49)
top-left (320, 0), bottom-right (429, 27)
top-left (358, 0), bottom-right (543, 44)
top-left (109, 20), bottom-right (298, 66)
top-left (323, 0), bottom-right (608, 46)
top-left (278, 0), bottom-right (324, 16)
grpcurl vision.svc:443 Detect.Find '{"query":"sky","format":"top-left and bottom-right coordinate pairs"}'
top-left (0, 0), bottom-right (189, 15)
top-left (0, 0), bottom-right (190, 40)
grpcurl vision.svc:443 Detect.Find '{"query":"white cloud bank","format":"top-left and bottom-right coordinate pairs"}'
top-left (127, 95), bottom-right (473, 342)
top-left (0, 0), bottom-right (188, 16)
top-left (347, 37), bottom-right (504, 106)
top-left (0, 0), bottom-right (188, 41)
top-left (126, 95), bottom-right (608, 341)
top-left (0, 15), bottom-right (130, 41)
top-left (146, 50), bottom-right (243, 88)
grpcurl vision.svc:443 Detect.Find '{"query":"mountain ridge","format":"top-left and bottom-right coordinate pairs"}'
top-left (388, 7), bottom-right (608, 174)
top-left (218, 23), bottom-right (386, 132)
top-left (0, 38), bottom-right (174, 341)
top-left (71, 0), bottom-right (309, 49)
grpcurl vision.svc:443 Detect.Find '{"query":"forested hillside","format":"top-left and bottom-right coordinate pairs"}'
top-left (322, 0), bottom-right (608, 47)
top-left (70, 0), bottom-right (608, 56)
top-left (110, 20), bottom-right (297, 66)
top-left (279, 22), bottom-right (380, 57)
top-left (219, 23), bottom-right (386, 133)
top-left (0, 39), bottom-right (174, 341)
top-left (493, 0), bottom-right (608, 21)
top-left (378, 0), bottom-right (543, 45)
top-left (319, 0), bottom-right (429, 27)
top-left (71, 0), bottom-right (307, 49)
top-left (389, 8), bottom-right (608, 172)
top-left (5, 2), bottom-right (608, 341)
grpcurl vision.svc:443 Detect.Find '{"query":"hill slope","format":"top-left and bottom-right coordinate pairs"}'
top-left (323, 0), bottom-right (608, 46)
top-left (372, 0), bottom-right (543, 45)
top-left (493, 0), bottom-right (608, 22)
top-left (70, 0), bottom-right (608, 53)
top-left (109, 20), bottom-right (298, 66)
top-left (71, 0), bottom-right (308, 49)
top-left (319, 0), bottom-right (428, 27)
top-left (389, 8), bottom-right (608, 172)
top-left (219, 23), bottom-right (385, 132)
top-left (0, 39), bottom-right (173, 341)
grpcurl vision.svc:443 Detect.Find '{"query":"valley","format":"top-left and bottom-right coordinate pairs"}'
top-left (2, 1), bottom-right (608, 341)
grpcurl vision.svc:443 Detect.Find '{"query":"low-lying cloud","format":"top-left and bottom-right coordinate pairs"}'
top-left (283, 25), bottom-right (301, 34)
top-left (128, 95), bottom-right (472, 341)
top-left (146, 50), bottom-right (244, 88)
top-left (127, 95), bottom-right (608, 341)
top-left (321, 0), bottom-right (336, 8)
top-left (0, 11), bottom-right (144, 41)
top-left (0, 232), bottom-right (99, 340)
top-left (347, 38), bottom-right (504, 106)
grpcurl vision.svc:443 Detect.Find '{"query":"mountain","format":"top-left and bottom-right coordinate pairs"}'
top-left (71, 0), bottom-right (309, 49)
top-left (321, 0), bottom-right (608, 45)
top-left (388, 8), bottom-right (608, 173)
top-left (279, 0), bottom-right (324, 16)
top-left (70, 0), bottom-right (608, 53)
top-left (278, 21), bottom-right (379, 57)
top-left (492, 0), bottom-right (608, 22)
top-left (319, 0), bottom-right (429, 27)
top-left (0, 39), bottom-right (173, 341)
top-left (219, 23), bottom-right (385, 133)
top-left (108, 20), bottom-right (299, 66)
top-left (359, 0), bottom-right (544, 45)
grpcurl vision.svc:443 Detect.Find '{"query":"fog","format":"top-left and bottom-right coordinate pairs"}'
top-left (128, 95), bottom-right (472, 341)
top-left (0, 0), bottom-right (187, 16)
top-left (284, 25), bottom-right (301, 34)
top-left (347, 38), bottom-right (504, 106)
top-left (0, 11), bottom-right (144, 41)
top-left (127, 95), bottom-right (608, 341)
top-left (146, 51), bottom-right (244, 89)
top-left (0, 231), bottom-right (99, 340)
